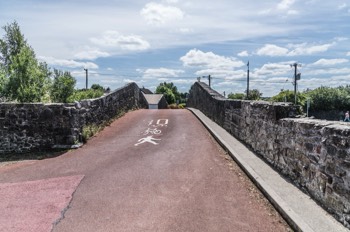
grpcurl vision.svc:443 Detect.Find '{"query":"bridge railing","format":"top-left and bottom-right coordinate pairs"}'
top-left (187, 81), bottom-right (350, 229)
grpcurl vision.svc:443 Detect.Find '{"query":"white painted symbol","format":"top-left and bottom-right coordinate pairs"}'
top-left (148, 119), bottom-right (169, 127)
top-left (144, 128), bottom-right (162, 135)
top-left (134, 136), bottom-right (161, 146)
top-left (156, 119), bottom-right (168, 127)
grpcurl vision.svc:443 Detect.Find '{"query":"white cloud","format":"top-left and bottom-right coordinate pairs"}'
top-left (287, 10), bottom-right (299, 15)
top-left (178, 28), bottom-right (193, 33)
top-left (277, 0), bottom-right (296, 10)
top-left (256, 44), bottom-right (289, 56)
top-left (259, 0), bottom-right (299, 16)
top-left (335, 37), bottom-right (348, 42)
top-left (195, 69), bottom-right (246, 78)
top-left (140, 2), bottom-right (184, 25)
top-left (254, 62), bottom-right (292, 76)
top-left (180, 49), bottom-right (245, 70)
top-left (256, 42), bottom-right (335, 57)
top-left (237, 50), bottom-right (249, 57)
top-left (90, 31), bottom-right (150, 51)
top-left (74, 49), bottom-right (110, 60)
top-left (141, 67), bottom-right (185, 79)
top-left (164, 0), bottom-right (179, 3)
top-left (39, 56), bottom-right (98, 69)
top-left (338, 3), bottom-right (347, 10)
top-left (303, 67), bottom-right (350, 76)
top-left (287, 42), bottom-right (335, 56)
top-left (310, 58), bottom-right (349, 66)
top-left (180, 49), bottom-right (246, 80)
top-left (346, 51), bottom-right (350, 56)
top-left (172, 79), bottom-right (195, 84)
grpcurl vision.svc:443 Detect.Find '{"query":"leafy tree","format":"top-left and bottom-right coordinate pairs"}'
top-left (271, 90), bottom-right (306, 106)
top-left (50, 69), bottom-right (76, 103)
top-left (228, 92), bottom-right (245, 100)
top-left (305, 86), bottom-right (350, 111)
top-left (0, 21), bottom-right (51, 102)
top-left (0, 21), bottom-right (26, 69)
top-left (155, 82), bottom-right (180, 104)
top-left (164, 88), bottom-right (176, 104)
top-left (0, 66), bottom-right (6, 97)
top-left (246, 89), bottom-right (262, 100)
top-left (178, 92), bottom-right (188, 104)
top-left (91, 84), bottom-right (104, 91)
top-left (7, 46), bottom-right (50, 102)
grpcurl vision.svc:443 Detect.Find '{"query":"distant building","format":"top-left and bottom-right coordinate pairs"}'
top-left (143, 94), bottom-right (168, 109)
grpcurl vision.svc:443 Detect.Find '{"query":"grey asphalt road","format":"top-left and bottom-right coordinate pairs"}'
top-left (0, 109), bottom-right (290, 232)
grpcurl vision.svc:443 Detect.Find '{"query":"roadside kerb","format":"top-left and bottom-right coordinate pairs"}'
top-left (188, 107), bottom-right (349, 232)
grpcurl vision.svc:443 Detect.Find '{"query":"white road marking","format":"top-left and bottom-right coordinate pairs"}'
top-left (134, 136), bottom-right (161, 146)
top-left (143, 128), bottom-right (162, 135)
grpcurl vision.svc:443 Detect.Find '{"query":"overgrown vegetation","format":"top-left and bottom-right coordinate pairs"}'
top-left (67, 89), bottom-right (104, 103)
top-left (227, 92), bottom-right (245, 100)
top-left (228, 85), bottom-right (350, 113)
top-left (228, 89), bottom-right (262, 100)
top-left (269, 86), bottom-right (350, 112)
top-left (0, 21), bottom-right (106, 103)
top-left (81, 108), bottom-right (126, 142)
top-left (82, 124), bottom-right (100, 143)
top-left (271, 90), bottom-right (307, 107)
top-left (155, 82), bottom-right (187, 105)
top-left (305, 86), bottom-right (350, 111)
top-left (167, 103), bottom-right (185, 109)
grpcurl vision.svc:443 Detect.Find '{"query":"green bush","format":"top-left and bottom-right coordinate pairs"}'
top-left (228, 93), bottom-right (245, 100)
top-left (82, 124), bottom-right (100, 143)
top-left (305, 86), bottom-right (350, 111)
top-left (67, 89), bottom-right (104, 103)
top-left (91, 84), bottom-right (104, 91)
top-left (271, 90), bottom-right (307, 106)
top-left (178, 103), bottom-right (186, 109)
top-left (50, 69), bottom-right (76, 103)
top-left (167, 103), bottom-right (185, 109)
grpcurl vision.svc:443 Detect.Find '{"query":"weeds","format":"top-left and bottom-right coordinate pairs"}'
top-left (81, 108), bottom-right (127, 143)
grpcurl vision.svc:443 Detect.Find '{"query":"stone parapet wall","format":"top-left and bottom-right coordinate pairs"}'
top-left (188, 81), bottom-right (350, 228)
top-left (0, 82), bottom-right (146, 154)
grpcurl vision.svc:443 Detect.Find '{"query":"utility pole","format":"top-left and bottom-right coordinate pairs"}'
top-left (247, 61), bottom-right (250, 99)
top-left (84, 68), bottom-right (88, 90)
top-left (290, 63), bottom-right (301, 104)
top-left (208, 75), bottom-right (211, 88)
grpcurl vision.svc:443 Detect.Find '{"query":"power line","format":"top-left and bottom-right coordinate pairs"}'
top-left (210, 76), bottom-right (291, 84)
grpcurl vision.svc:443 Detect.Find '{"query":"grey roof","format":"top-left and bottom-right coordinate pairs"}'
top-left (143, 94), bottom-right (164, 105)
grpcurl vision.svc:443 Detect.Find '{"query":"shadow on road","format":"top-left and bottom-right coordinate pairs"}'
top-left (0, 150), bottom-right (68, 163)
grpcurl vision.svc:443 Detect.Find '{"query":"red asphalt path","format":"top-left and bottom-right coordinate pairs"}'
top-left (0, 110), bottom-right (288, 232)
top-left (0, 175), bottom-right (84, 232)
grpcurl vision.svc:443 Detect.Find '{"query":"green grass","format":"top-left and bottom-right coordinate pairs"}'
top-left (81, 108), bottom-right (127, 143)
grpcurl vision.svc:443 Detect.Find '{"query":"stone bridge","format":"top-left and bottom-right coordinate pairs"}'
top-left (0, 81), bottom-right (349, 230)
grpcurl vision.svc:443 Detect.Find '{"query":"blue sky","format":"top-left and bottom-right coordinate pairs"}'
top-left (1, 0), bottom-right (350, 96)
